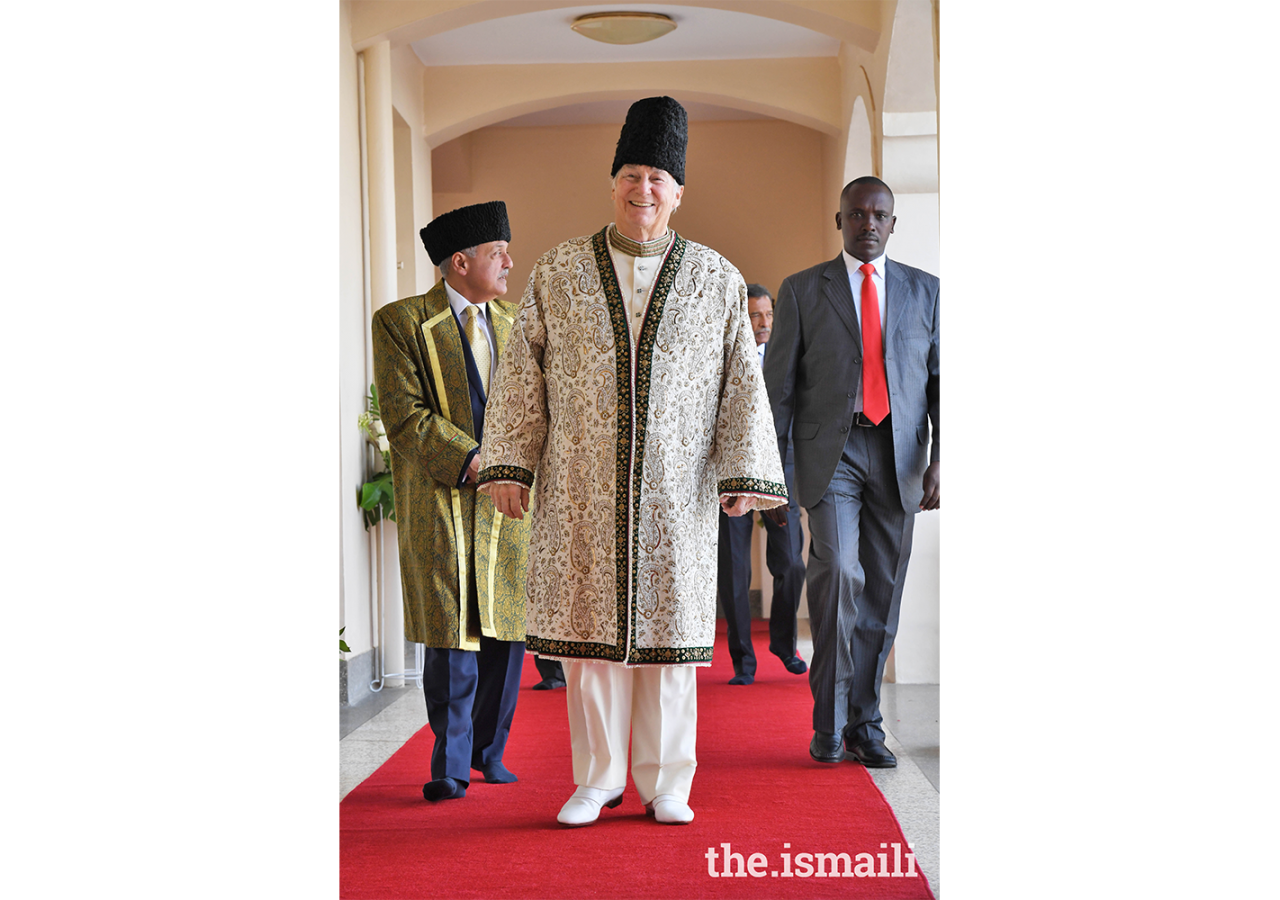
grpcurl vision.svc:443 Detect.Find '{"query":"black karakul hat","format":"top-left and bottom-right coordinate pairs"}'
top-left (611, 96), bottom-right (688, 185)
top-left (420, 201), bottom-right (511, 266)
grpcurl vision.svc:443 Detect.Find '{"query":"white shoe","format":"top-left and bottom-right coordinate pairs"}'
top-left (556, 786), bottom-right (624, 827)
top-left (645, 794), bottom-right (694, 825)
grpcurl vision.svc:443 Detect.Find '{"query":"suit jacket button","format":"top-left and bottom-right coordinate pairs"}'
top-left (847, 392), bottom-right (855, 398)
top-left (853, 358), bottom-right (861, 365)
top-left (840, 426), bottom-right (849, 433)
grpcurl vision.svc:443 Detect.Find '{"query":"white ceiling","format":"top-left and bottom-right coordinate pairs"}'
top-left (411, 4), bottom-right (837, 127)
top-left (410, 3), bottom-right (838, 66)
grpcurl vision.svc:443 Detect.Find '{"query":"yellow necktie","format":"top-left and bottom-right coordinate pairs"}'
top-left (464, 304), bottom-right (491, 394)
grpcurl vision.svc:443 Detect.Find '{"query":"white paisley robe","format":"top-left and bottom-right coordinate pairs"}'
top-left (477, 226), bottom-right (787, 666)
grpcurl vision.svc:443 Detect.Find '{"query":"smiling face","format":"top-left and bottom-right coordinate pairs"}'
top-left (748, 293), bottom-right (773, 345)
top-left (611, 164), bottom-right (684, 243)
top-left (450, 240), bottom-right (512, 303)
top-left (836, 182), bottom-right (896, 263)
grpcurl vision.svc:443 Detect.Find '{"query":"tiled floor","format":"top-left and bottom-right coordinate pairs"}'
top-left (340, 622), bottom-right (941, 895)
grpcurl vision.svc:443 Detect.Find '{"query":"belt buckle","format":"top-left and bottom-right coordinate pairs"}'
top-left (855, 412), bottom-right (873, 428)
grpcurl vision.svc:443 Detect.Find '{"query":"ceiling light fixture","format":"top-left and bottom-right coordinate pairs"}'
top-left (570, 12), bottom-right (677, 45)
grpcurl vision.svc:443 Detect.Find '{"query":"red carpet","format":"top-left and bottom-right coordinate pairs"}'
top-left (341, 620), bottom-right (934, 899)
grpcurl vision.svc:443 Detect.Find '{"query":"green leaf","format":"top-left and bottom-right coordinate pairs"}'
top-left (339, 639), bottom-right (351, 653)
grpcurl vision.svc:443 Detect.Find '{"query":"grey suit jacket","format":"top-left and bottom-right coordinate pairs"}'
top-left (763, 255), bottom-right (939, 512)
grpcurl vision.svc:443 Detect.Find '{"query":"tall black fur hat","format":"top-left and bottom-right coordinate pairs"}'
top-left (611, 96), bottom-right (688, 185)
top-left (420, 201), bottom-right (511, 266)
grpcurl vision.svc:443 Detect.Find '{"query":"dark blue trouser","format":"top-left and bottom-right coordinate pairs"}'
top-left (421, 636), bottom-right (524, 783)
top-left (716, 461), bottom-right (807, 677)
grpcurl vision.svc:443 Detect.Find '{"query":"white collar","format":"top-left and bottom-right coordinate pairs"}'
top-left (841, 250), bottom-right (887, 279)
top-left (443, 278), bottom-right (488, 321)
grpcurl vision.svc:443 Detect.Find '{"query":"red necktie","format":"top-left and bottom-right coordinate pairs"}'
top-left (859, 263), bottom-right (889, 424)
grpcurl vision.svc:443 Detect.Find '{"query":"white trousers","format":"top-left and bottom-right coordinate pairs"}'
top-left (563, 661), bottom-right (698, 804)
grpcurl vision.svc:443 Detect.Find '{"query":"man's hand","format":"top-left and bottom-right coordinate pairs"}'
top-left (761, 506), bottom-right (788, 527)
top-left (720, 495), bottom-right (753, 517)
top-left (919, 462), bottom-right (940, 511)
top-left (487, 483), bottom-right (531, 520)
top-left (465, 454), bottom-right (481, 484)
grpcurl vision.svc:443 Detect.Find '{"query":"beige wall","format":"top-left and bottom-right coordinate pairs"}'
top-left (433, 118), bottom-right (832, 300)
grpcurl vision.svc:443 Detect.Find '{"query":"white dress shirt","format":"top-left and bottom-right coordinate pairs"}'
top-left (444, 278), bottom-right (496, 389)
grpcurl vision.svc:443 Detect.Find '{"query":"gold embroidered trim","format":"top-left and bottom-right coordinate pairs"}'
top-left (591, 226), bottom-right (688, 663)
top-left (627, 231), bottom-right (685, 662)
top-left (529, 635), bottom-right (625, 662)
top-left (592, 227), bottom-right (635, 661)
top-left (717, 477), bottom-right (789, 499)
top-left (421, 310), bottom-right (456, 421)
top-left (485, 512), bottom-right (502, 636)
top-left (629, 645), bottom-right (714, 664)
top-left (607, 223), bottom-right (673, 258)
top-left (528, 636), bottom-right (711, 664)
top-left (423, 307), bottom-right (480, 650)
top-left (477, 465), bottom-right (534, 488)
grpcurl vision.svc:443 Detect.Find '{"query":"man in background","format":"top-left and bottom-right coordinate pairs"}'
top-left (716, 283), bottom-right (809, 685)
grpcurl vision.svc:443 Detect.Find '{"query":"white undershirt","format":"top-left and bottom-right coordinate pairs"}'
top-left (608, 244), bottom-right (663, 346)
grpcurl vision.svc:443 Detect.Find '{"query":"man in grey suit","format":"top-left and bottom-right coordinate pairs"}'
top-left (763, 176), bottom-right (939, 768)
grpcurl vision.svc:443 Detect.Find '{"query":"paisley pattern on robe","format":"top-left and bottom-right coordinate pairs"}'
top-left (479, 227), bottom-right (785, 665)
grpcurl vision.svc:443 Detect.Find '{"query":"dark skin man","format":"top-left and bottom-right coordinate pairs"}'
top-left (835, 181), bottom-right (940, 511)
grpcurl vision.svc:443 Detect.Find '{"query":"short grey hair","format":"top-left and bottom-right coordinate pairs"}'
top-left (439, 245), bottom-right (478, 276)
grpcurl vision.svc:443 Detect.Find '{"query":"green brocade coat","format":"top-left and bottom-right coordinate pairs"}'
top-left (371, 281), bottom-right (532, 650)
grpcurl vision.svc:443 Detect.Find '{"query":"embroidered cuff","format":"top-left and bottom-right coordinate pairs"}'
top-left (477, 465), bottom-right (535, 488)
top-left (717, 477), bottom-right (788, 501)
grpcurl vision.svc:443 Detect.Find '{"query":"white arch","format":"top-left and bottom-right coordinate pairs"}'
top-left (880, 0), bottom-right (937, 238)
top-left (842, 95), bottom-right (875, 186)
top-left (420, 58), bottom-right (843, 148)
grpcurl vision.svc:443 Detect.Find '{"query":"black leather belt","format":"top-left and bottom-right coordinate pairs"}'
top-left (853, 412), bottom-right (891, 428)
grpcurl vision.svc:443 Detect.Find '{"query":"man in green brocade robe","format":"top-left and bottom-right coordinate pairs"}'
top-left (371, 201), bottom-right (533, 803)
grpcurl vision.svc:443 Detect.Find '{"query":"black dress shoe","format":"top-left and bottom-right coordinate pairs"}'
top-left (846, 737), bottom-right (897, 768)
top-left (423, 777), bottom-right (467, 801)
top-left (778, 655), bottom-right (808, 674)
top-left (809, 732), bottom-right (845, 763)
top-left (728, 673), bottom-right (754, 685)
top-left (531, 678), bottom-right (567, 691)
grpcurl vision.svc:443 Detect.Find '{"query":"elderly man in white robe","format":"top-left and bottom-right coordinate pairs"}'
top-left (478, 96), bottom-right (786, 827)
